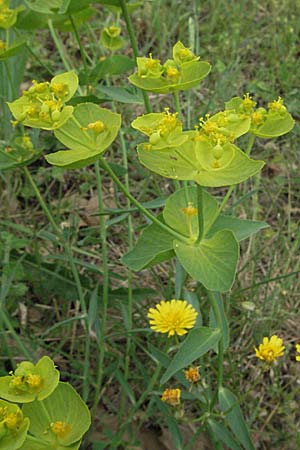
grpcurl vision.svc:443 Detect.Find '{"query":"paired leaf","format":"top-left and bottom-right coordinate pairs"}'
top-left (174, 230), bottom-right (239, 292)
top-left (161, 327), bottom-right (221, 384)
top-left (219, 387), bottom-right (255, 450)
top-left (46, 103), bottom-right (121, 168)
top-left (122, 216), bottom-right (174, 271)
top-left (22, 382), bottom-right (91, 447)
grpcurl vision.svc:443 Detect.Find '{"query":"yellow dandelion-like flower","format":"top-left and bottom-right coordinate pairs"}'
top-left (254, 335), bottom-right (285, 364)
top-left (295, 344), bottom-right (300, 362)
top-left (148, 299), bottom-right (198, 337)
top-left (161, 388), bottom-right (181, 406)
top-left (184, 366), bottom-right (200, 383)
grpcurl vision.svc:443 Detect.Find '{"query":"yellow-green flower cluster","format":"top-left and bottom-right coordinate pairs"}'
top-left (8, 71), bottom-right (78, 130)
top-left (0, 0), bottom-right (23, 29)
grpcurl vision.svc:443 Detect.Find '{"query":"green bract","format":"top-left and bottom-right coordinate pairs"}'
top-left (129, 41), bottom-right (211, 93)
top-left (0, 135), bottom-right (41, 171)
top-left (0, 1), bottom-right (23, 29)
top-left (45, 102), bottom-right (121, 168)
top-left (0, 356), bottom-right (60, 403)
top-left (123, 187), bottom-right (268, 291)
top-left (100, 25), bottom-right (124, 50)
top-left (0, 400), bottom-right (29, 450)
top-left (21, 382), bottom-right (91, 449)
top-left (7, 71), bottom-right (78, 130)
top-left (225, 95), bottom-right (295, 138)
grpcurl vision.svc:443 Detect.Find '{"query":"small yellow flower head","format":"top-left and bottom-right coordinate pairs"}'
top-left (212, 159), bottom-right (221, 169)
top-left (0, 39), bottom-right (6, 51)
top-left (295, 344), bottom-right (300, 362)
top-left (50, 421), bottom-right (71, 438)
top-left (161, 388), bottom-right (181, 406)
top-left (158, 109), bottom-right (181, 136)
top-left (182, 202), bottom-right (198, 217)
top-left (166, 66), bottom-right (180, 82)
top-left (148, 299), bottom-right (198, 337)
top-left (255, 335), bottom-right (285, 364)
top-left (251, 111), bottom-right (264, 126)
top-left (26, 374), bottom-right (42, 389)
top-left (5, 411), bottom-right (23, 430)
top-left (242, 93), bottom-right (256, 111)
top-left (106, 26), bottom-right (121, 38)
top-left (184, 367), bottom-right (200, 383)
top-left (87, 120), bottom-right (106, 133)
top-left (268, 96), bottom-right (286, 113)
top-left (51, 82), bottom-right (69, 98)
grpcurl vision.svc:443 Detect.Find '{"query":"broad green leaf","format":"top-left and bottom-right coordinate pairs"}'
top-left (89, 55), bottom-right (135, 81)
top-left (20, 439), bottom-right (81, 450)
top-left (46, 103), bottom-right (121, 168)
top-left (0, 400), bottom-right (29, 450)
top-left (163, 186), bottom-right (218, 238)
top-left (122, 216), bottom-right (174, 271)
top-left (15, 9), bottom-right (49, 30)
top-left (208, 215), bottom-right (269, 241)
top-left (251, 112), bottom-right (295, 138)
top-left (161, 327), bottom-right (221, 384)
top-left (0, 40), bottom-right (26, 61)
top-left (50, 71), bottom-right (79, 102)
top-left (194, 143), bottom-right (265, 187)
top-left (219, 387), bottom-right (255, 450)
top-left (138, 139), bottom-right (198, 180)
top-left (24, 0), bottom-right (64, 14)
top-left (129, 60), bottom-right (211, 93)
top-left (207, 419), bottom-right (242, 450)
top-left (209, 292), bottom-right (229, 352)
top-left (174, 230), bottom-right (239, 292)
top-left (22, 382), bottom-right (91, 447)
top-left (53, 7), bottom-right (95, 31)
top-left (0, 356), bottom-right (59, 403)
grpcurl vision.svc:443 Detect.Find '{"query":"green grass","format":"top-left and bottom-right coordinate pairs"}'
top-left (1, 0), bottom-right (300, 449)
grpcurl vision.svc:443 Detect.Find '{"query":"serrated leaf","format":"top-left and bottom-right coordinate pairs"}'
top-left (174, 230), bottom-right (239, 292)
top-left (219, 387), bottom-right (255, 450)
top-left (161, 327), bottom-right (221, 384)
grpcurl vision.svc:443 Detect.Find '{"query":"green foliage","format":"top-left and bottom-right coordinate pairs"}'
top-left (0, 400), bottom-right (29, 450)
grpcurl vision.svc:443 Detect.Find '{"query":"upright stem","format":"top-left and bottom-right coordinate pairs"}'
top-left (92, 161), bottom-right (109, 415)
top-left (119, 0), bottom-right (151, 113)
top-left (48, 20), bottom-right (72, 72)
top-left (207, 291), bottom-right (224, 407)
top-left (69, 14), bottom-right (89, 81)
top-left (196, 184), bottom-right (204, 243)
top-left (173, 91), bottom-right (181, 119)
top-left (23, 167), bottom-right (91, 401)
top-left (99, 156), bottom-right (190, 243)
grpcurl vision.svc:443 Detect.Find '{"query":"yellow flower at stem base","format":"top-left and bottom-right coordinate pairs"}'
top-left (161, 388), bottom-right (181, 406)
top-left (255, 335), bottom-right (285, 364)
top-left (148, 299), bottom-right (198, 337)
top-left (295, 344), bottom-right (300, 362)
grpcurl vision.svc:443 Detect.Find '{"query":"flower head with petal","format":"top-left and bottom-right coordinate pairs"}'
top-left (254, 335), bottom-right (285, 364)
top-left (148, 299), bottom-right (198, 337)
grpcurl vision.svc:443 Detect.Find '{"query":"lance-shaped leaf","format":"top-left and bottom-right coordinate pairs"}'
top-left (22, 382), bottom-right (91, 448)
top-left (207, 215), bottom-right (269, 241)
top-left (207, 419), bottom-right (242, 450)
top-left (163, 186), bottom-right (218, 238)
top-left (0, 40), bottom-right (26, 61)
top-left (122, 216), bottom-right (174, 271)
top-left (0, 135), bottom-right (42, 171)
top-left (0, 356), bottom-right (59, 403)
top-left (219, 387), bottom-right (255, 450)
top-left (129, 59), bottom-right (211, 93)
top-left (0, 400), bottom-right (29, 450)
top-left (161, 327), bottom-right (221, 384)
top-left (174, 230), bottom-right (239, 292)
top-left (45, 103), bottom-right (121, 168)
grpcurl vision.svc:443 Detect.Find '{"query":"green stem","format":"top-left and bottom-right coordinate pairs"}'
top-left (92, 161), bottom-right (109, 415)
top-left (207, 291), bottom-right (224, 407)
top-left (48, 20), bottom-right (72, 72)
top-left (23, 167), bottom-right (91, 401)
top-left (99, 156), bottom-right (191, 243)
top-left (195, 184), bottom-right (204, 244)
top-left (118, 130), bottom-right (134, 420)
top-left (246, 133), bottom-right (255, 156)
top-left (68, 14), bottom-right (89, 81)
top-left (173, 91), bottom-right (181, 119)
top-left (119, 0), bottom-right (151, 113)
top-left (210, 185), bottom-right (235, 228)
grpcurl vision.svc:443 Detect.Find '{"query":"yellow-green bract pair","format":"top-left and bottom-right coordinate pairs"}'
top-left (0, 356), bottom-right (90, 450)
top-left (7, 71), bottom-right (121, 169)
